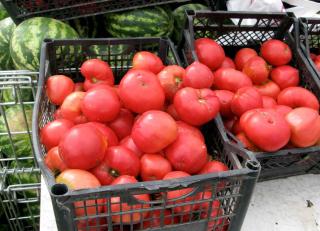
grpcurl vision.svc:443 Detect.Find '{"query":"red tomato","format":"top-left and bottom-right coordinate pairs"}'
top-left (119, 69), bottom-right (165, 113)
top-left (77, 217), bottom-right (107, 231)
top-left (140, 154), bottom-right (172, 181)
top-left (83, 78), bottom-right (114, 91)
top-left (119, 136), bottom-right (143, 158)
top-left (231, 87), bottom-right (263, 117)
top-left (59, 124), bottom-right (107, 170)
top-left (40, 119), bottom-right (74, 150)
top-left (236, 132), bottom-right (259, 151)
top-left (131, 110), bottom-right (177, 153)
top-left (80, 59), bottom-right (114, 85)
top-left (74, 82), bottom-right (84, 92)
top-left (241, 108), bottom-right (291, 151)
top-left (270, 65), bottom-right (300, 89)
top-left (213, 68), bottom-right (252, 92)
top-left (195, 38), bottom-right (225, 70)
top-left (254, 80), bottom-right (281, 99)
top-left (132, 51), bottom-right (164, 74)
top-left (53, 109), bottom-right (63, 120)
top-left (277, 87), bottom-right (319, 110)
top-left (60, 92), bottom-right (86, 123)
top-left (262, 96), bottom-right (277, 108)
top-left (314, 56), bottom-right (320, 71)
top-left (220, 57), bottom-right (236, 69)
top-left (213, 90), bottom-right (234, 118)
top-left (157, 65), bottom-right (185, 101)
top-left (183, 61), bottom-right (214, 89)
top-left (311, 53), bottom-right (317, 61)
top-left (234, 48), bottom-right (258, 71)
top-left (108, 108), bottom-right (134, 140)
top-left (273, 105), bottom-right (292, 117)
top-left (176, 121), bottom-right (205, 142)
top-left (166, 104), bottom-right (180, 120)
top-left (87, 122), bottom-right (119, 147)
top-left (242, 56), bottom-right (270, 84)
top-left (142, 210), bottom-right (178, 229)
top-left (56, 169), bottom-right (103, 217)
top-left (286, 107), bottom-right (320, 147)
top-left (45, 147), bottom-right (67, 174)
top-left (46, 75), bottom-right (75, 105)
top-left (90, 161), bottom-right (114, 186)
top-left (174, 87), bottom-right (220, 126)
top-left (199, 161), bottom-right (228, 174)
top-left (260, 39), bottom-right (292, 66)
top-left (232, 118), bottom-right (242, 134)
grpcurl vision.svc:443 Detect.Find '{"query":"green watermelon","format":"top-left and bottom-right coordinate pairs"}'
top-left (67, 16), bottom-right (99, 38)
top-left (0, 3), bottom-right (8, 21)
top-left (106, 7), bottom-right (174, 38)
top-left (10, 17), bottom-right (79, 71)
top-left (0, 17), bottom-right (16, 70)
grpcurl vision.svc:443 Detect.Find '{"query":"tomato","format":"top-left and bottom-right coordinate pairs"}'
top-left (285, 107), bottom-right (320, 147)
top-left (108, 108), bottom-right (134, 140)
top-left (236, 132), bottom-right (259, 151)
top-left (40, 119), bottom-right (74, 150)
top-left (176, 121), bottom-right (205, 142)
top-left (213, 90), bottom-right (234, 118)
top-left (133, 51), bottom-right (164, 74)
top-left (260, 39), bottom-right (292, 66)
top-left (270, 65), bottom-right (300, 89)
top-left (254, 80), bottom-right (280, 99)
top-left (174, 87), bottom-right (220, 126)
top-left (241, 108), bottom-right (291, 151)
top-left (220, 57), bottom-right (236, 69)
top-left (262, 96), bottom-right (277, 108)
top-left (108, 175), bottom-right (150, 224)
top-left (59, 123), bottom-right (107, 170)
top-left (45, 147), bottom-right (67, 174)
top-left (77, 217), bottom-right (107, 231)
top-left (157, 65), bottom-right (185, 101)
top-left (195, 38), bottom-right (225, 70)
top-left (314, 56), bottom-right (320, 71)
top-left (183, 61), bottom-right (214, 89)
top-left (87, 122), bottom-right (119, 147)
top-left (231, 87), bottom-right (263, 117)
top-left (74, 82), bottom-right (84, 92)
top-left (213, 68), bottom-right (252, 92)
top-left (166, 104), bottom-right (180, 120)
top-left (242, 56), bottom-right (270, 84)
top-left (60, 92), bottom-right (87, 123)
top-left (80, 59), bottom-right (114, 85)
top-left (277, 87), bottom-right (319, 110)
top-left (131, 110), bottom-right (177, 153)
top-left (273, 105), bottom-right (292, 117)
top-left (119, 69), bottom-right (165, 113)
top-left (234, 48), bottom-right (258, 71)
top-left (46, 75), bottom-right (75, 105)
top-left (81, 87), bottom-right (121, 122)
top-left (142, 210), bottom-right (178, 229)
top-left (119, 136), bottom-right (142, 158)
top-left (165, 123), bottom-right (208, 174)
top-left (83, 78), bottom-right (114, 91)
top-left (199, 161), bottom-right (228, 174)
top-left (140, 154), bottom-right (172, 181)
top-left (311, 53), bottom-right (317, 61)
top-left (232, 118), bottom-right (242, 134)
top-left (90, 161), bottom-right (114, 186)
top-left (53, 109), bottom-right (63, 120)
top-left (56, 169), bottom-right (103, 217)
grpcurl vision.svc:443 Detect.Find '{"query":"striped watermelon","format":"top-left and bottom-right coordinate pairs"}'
top-left (0, 3), bottom-right (8, 21)
top-left (67, 16), bottom-right (99, 38)
top-left (10, 17), bottom-right (79, 71)
top-left (105, 7), bottom-right (174, 38)
top-left (0, 17), bottom-right (16, 70)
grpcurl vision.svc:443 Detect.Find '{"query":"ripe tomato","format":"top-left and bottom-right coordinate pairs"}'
top-left (270, 65), bottom-right (300, 89)
top-left (231, 87), bottom-right (263, 117)
top-left (157, 65), bottom-right (185, 101)
top-left (74, 82), bottom-right (84, 92)
top-left (314, 56), bottom-right (320, 71)
top-left (131, 110), bottom-right (177, 153)
top-left (83, 78), bottom-right (114, 91)
top-left (166, 104), bottom-right (180, 120)
top-left (59, 123), bottom-right (107, 170)
top-left (53, 109), bottom-right (63, 120)
top-left (142, 209), bottom-right (178, 229)
top-left (195, 38), bottom-right (225, 70)
top-left (199, 161), bottom-right (228, 174)
top-left (56, 169), bottom-right (103, 217)
top-left (87, 122), bottom-right (119, 147)
top-left (46, 75), bottom-right (75, 105)
top-left (174, 87), bottom-right (220, 126)
top-left (254, 80), bottom-right (280, 99)
top-left (262, 96), bottom-right (277, 108)
top-left (232, 118), bottom-right (242, 134)
top-left (234, 48), bottom-right (258, 71)
top-left (40, 119), bottom-right (74, 150)
top-left (277, 87), bottom-right (319, 110)
top-left (176, 121), bottom-right (205, 142)
top-left (119, 136), bottom-right (142, 158)
top-left (273, 105), bottom-right (292, 117)
top-left (220, 57), bottom-right (236, 69)
top-left (241, 108), bottom-right (291, 151)
top-left (80, 59), bottom-right (114, 85)
top-left (90, 161), bottom-right (114, 186)
top-left (109, 108), bottom-right (134, 140)
top-left (213, 90), bottom-right (234, 118)
top-left (119, 69), bottom-right (165, 113)
top-left (213, 68), bottom-right (252, 92)
top-left (311, 53), bottom-right (317, 61)
top-left (140, 154), bottom-right (172, 181)
top-left (236, 132), bottom-right (259, 151)
top-left (260, 39), bottom-right (292, 66)
top-left (132, 51), bottom-right (164, 74)
top-left (45, 147), bottom-right (67, 174)
top-left (60, 92), bottom-right (86, 123)
top-left (183, 61), bottom-right (214, 89)
top-left (285, 107), bottom-right (320, 147)
top-left (242, 56), bottom-right (270, 84)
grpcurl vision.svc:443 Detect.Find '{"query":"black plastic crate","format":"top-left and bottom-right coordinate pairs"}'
top-left (32, 37), bottom-right (260, 231)
top-left (182, 11), bottom-right (320, 181)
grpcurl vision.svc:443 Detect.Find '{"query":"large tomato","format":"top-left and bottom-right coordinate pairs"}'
top-left (260, 39), bottom-right (292, 66)
top-left (176, 121), bottom-right (205, 142)
top-left (46, 75), bottom-right (75, 105)
top-left (45, 147), bottom-right (68, 174)
top-left (142, 209), bottom-right (178, 229)
top-left (285, 107), bottom-right (320, 147)
top-left (236, 132), bottom-right (259, 151)
top-left (80, 59), bottom-right (114, 85)
top-left (213, 68), bottom-right (252, 92)
top-left (273, 105), bottom-right (292, 117)
top-left (140, 154), bottom-right (172, 181)
top-left (242, 56), bottom-right (270, 84)
top-left (254, 80), bottom-right (281, 99)
top-left (119, 69), bottom-right (165, 113)
top-left (166, 104), bottom-right (180, 120)
top-left (132, 51), bottom-right (164, 74)
top-left (194, 38), bottom-right (225, 70)
top-left (131, 110), bottom-right (177, 153)
top-left (83, 78), bottom-right (114, 91)
top-left (87, 122), bottom-right (119, 147)
top-left (270, 65), bottom-right (300, 89)
top-left (234, 48), bottom-right (258, 71)
top-left (108, 108), bottom-right (134, 140)
top-left (183, 61), bottom-right (214, 89)
top-left (174, 87), bottom-right (220, 126)
top-left (199, 161), bottom-right (228, 174)
top-left (60, 92), bottom-right (87, 123)
top-left (220, 57), bottom-right (236, 69)
top-left (277, 87), bottom-right (319, 110)
top-left (40, 119), bottom-right (74, 150)
top-left (59, 123), bottom-right (107, 170)
top-left (213, 90), bottom-right (234, 118)
top-left (119, 136), bottom-right (143, 158)
top-left (262, 96), bottom-right (277, 108)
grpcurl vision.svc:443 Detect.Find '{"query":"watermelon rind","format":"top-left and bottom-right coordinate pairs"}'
top-left (0, 3), bottom-right (8, 21)
top-left (0, 17), bottom-right (16, 70)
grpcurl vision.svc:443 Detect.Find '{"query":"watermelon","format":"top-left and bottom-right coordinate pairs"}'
top-left (0, 3), bottom-right (8, 21)
top-left (67, 16), bottom-right (99, 38)
top-left (10, 17), bottom-right (79, 71)
top-left (105, 7), bottom-right (174, 38)
top-left (0, 17), bottom-right (16, 70)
